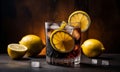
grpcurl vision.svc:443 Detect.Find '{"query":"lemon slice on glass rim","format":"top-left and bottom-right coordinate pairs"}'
top-left (50, 30), bottom-right (75, 53)
top-left (68, 10), bottom-right (91, 32)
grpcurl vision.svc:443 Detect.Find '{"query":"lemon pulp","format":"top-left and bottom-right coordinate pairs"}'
top-left (68, 10), bottom-right (91, 32)
top-left (7, 43), bottom-right (27, 59)
top-left (50, 30), bottom-right (74, 53)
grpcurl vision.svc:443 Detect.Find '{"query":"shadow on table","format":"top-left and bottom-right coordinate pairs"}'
top-left (13, 58), bottom-right (30, 61)
top-left (80, 63), bottom-right (120, 71)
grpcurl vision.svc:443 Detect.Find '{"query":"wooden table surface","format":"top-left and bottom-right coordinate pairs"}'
top-left (0, 54), bottom-right (120, 72)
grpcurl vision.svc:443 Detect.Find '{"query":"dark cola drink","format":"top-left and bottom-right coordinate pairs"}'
top-left (45, 22), bottom-right (81, 66)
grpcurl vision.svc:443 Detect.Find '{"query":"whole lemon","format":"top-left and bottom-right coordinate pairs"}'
top-left (19, 34), bottom-right (45, 57)
top-left (81, 39), bottom-right (105, 58)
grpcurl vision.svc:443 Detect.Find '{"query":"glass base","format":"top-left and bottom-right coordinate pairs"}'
top-left (46, 56), bottom-right (80, 67)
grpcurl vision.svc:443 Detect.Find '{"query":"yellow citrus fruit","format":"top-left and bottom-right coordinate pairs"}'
top-left (59, 21), bottom-right (67, 30)
top-left (7, 43), bottom-right (27, 59)
top-left (50, 30), bottom-right (74, 53)
top-left (68, 10), bottom-right (91, 32)
top-left (81, 39), bottom-right (105, 58)
top-left (19, 34), bottom-right (45, 57)
top-left (39, 47), bottom-right (46, 56)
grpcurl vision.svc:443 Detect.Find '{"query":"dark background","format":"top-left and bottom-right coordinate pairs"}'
top-left (0, 0), bottom-right (120, 54)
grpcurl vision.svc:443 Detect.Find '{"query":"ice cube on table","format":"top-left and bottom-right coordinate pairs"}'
top-left (31, 61), bottom-right (41, 68)
top-left (102, 60), bottom-right (109, 66)
top-left (91, 59), bottom-right (98, 64)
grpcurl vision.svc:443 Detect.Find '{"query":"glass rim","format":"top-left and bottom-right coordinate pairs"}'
top-left (45, 21), bottom-right (81, 29)
top-left (45, 21), bottom-right (80, 24)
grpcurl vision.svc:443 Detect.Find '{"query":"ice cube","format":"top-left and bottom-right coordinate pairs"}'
top-left (102, 60), bottom-right (109, 66)
top-left (91, 59), bottom-right (98, 64)
top-left (65, 25), bottom-right (73, 29)
top-left (50, 23), bottom-right (59, 29)
top-left (72, 29), bottom-right (80, 40)
top-left (31, 61), bottom-right (41, 67)
top-left (65, 25), bottom-right (74, 34)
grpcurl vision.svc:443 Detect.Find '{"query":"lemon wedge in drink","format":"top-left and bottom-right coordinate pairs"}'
top-left (59, 21), bottom-right (67, 30)
top-left (68, 10), bottom-right (91, 32)
top-left (7, 43), bottom-right (27, 59)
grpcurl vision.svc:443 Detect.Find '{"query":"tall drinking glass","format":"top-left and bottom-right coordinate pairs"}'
top-left (45, 22), bottom-right (81, 66)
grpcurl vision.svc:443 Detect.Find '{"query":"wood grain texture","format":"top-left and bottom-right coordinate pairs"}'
top-left (0, 0), bottom-right (120, 53)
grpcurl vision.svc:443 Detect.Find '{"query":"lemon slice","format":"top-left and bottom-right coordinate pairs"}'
top-left (68, 10), bottom-right (91, 32)
top-left (7, 43), bottom-right (28, 59)
top-left (50, 30), bottom-right (74, 53)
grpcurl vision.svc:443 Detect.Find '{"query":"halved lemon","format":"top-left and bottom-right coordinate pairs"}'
top-left (50, 30), bottom-right (74, 53)
top-left (68, 10), bottom-right (91, 32)
top-left (7, 43), bottom-right (28, 59)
